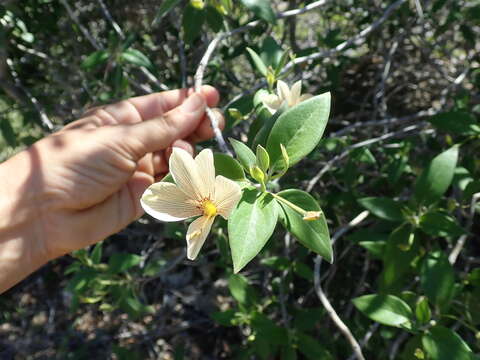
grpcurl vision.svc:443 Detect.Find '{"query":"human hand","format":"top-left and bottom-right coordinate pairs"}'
top-left (1, 86), bottom-right (223, 267)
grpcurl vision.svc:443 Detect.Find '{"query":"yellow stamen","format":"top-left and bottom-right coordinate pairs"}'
top-left (202, 200), bottom-right (217, 218)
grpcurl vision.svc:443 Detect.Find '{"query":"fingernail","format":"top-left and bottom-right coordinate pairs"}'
top-left (181, 93), bottom-right (205, 112)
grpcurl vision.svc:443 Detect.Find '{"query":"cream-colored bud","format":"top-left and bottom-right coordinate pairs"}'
top-left (303, 211), bottom-right (321, 221)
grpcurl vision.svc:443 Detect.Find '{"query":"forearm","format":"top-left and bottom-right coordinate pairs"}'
top-left (0, 149), bottom-right (49, 293)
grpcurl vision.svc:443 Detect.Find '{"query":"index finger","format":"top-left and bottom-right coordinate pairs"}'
top-left (108, 85), bottom-right (220, 125)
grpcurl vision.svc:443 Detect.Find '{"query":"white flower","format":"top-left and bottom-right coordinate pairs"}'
top-left (262, 80), bottom-right (314, 114)
top-left (141, 148), bottom-right (242, 260)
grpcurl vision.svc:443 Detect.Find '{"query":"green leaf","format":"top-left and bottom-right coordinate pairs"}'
top-left (428, 111), bottom-right (480, 135)
top-left (253, 104), bottom-right (286, 149)
top-left (266, 93), bottom-right (331, 169)
top-left (228, 273), bottom-right (257, 308)
top-left (152, 0), bottom-right (181, 25)
top-left (228, 190), bottom-right (278, 273)
top-left (81, 50), bottom-right (109, 69)
top-left (420, 251), bottom-right (455, 308)
top-left (91, 242), bottom-right (103, 264)
top-left (422, 326), bottom-right (473, 360)
top-left (352, 294), bottom-right (414, 328)
top-left (277, 189), bottom-right (332, 263)
top-left (246, 47), bottom-right (268, 76)
top-left (419, 211), bottom-right (465, 238)
top-left (358, 197), bottom-right (404, 222)
top-left (214, 153), bottom-right (245, 181)
top-left (256, 144), bottom-right (270, 172)
top-left (229, 138), bottom-right (256, 170)
top-left (120, 49), bottom-right (154, 70)
top-left (260, 36), bottom-right (283, 68)
top-left (108, 253), bottom-right (142, 273)
top-left (240, 0), bottom-right (276, 24)
top-left (182, 5), bottom-right (205, 44)
top-left (414, 146), bottom-right (459, 205)
top-left (415, 296), bottom-right (431, 325)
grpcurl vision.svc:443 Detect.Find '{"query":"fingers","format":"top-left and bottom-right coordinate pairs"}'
top-left (82, 85), bottom-right (220, 127)
top-left (188, 108), bottom-right (225, 143)
top-left (118, 93), bottom-right (207, 159)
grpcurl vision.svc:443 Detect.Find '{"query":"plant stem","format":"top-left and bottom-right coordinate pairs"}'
top-left (270, 192), bottom-right (307, 216)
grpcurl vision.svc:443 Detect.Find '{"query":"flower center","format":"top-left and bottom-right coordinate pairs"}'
top-left (202, 199), bottom-right (217, 218)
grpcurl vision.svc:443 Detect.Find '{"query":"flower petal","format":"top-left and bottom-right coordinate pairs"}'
top-left (186, 215), bottom-right (215, 260)
top-left (277, 80), bottom-right (291, 105)
top-left (290, 80), bottom-right (302, 105)
top-left (262, 94), bottom-right (282, 114)
top-left (194, 149), bottom-right (215, 198)
top-left (214, 175), bottom-right (242, 219)
top-left (141, 182), bottom-right (201, 222)
top-left (169, 147), bottom-right (207, 201)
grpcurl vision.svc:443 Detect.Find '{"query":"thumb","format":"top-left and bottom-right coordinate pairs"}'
top-left (119, 93), bottom-right (206, 158)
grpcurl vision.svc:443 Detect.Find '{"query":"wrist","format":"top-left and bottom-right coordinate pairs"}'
top-left (0, 149), bottom-right (50, 293)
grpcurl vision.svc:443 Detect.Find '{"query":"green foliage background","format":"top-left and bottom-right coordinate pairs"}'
top-left (1, 0), bottom-right (479, 359)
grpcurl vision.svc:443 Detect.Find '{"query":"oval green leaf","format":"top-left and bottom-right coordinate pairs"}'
top-left (414, 145), bottom-right (459, 205)
top-left (228, 190), bottom-right (278, 273)
top-left (422, 326), bottom-right (473, 360)
top-left (120, 49), bottom-right (154, 70)
top-left (420, 251), bottom-right (455, 309)
top-left (358, 197), bottom-right (404, 222)
top-left (229, 138), bottom-right (256, 170)
top-left (214, 153), bottom-right (245, 181)
top-left (352, 294), bottom-right (414, 327)
top-left (266, 92), bottom-right (331, 169)
top-left (419, 211), bottom-right (465, 238)
top-left (246, 47), bottom-right (268, 76)
top-left (277, 189), bottom-right (332, 263)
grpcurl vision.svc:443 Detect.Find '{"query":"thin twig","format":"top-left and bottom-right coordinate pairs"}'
top-left (313, 211), bottom-right (370, 359)
top-left (59, 0), bottom-right (101, 50)
top-left (224, 0), bottom-right (406, 110)
top-left (449, 193), bottom-right (480, 265)
top-left (306, 123), bottom-right (434, 192)
top-left (347, 323), bottom-right (380, 360)
top-left (314, 256), bottom-right (366, 360)
top-left (330, 108), bottom-right (437, 138)
top-left (95, 0), bottom-right (169, 91)
top-left (286, 0), bottom-right (407, 70)
top-left (5, 58), bottom-right (54, 131)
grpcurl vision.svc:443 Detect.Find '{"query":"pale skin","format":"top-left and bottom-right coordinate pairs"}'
top-left (0, 85), bottom-right (224, 293)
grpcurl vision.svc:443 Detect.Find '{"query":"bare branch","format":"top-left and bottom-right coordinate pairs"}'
top-left (287, 0), bottom-right (407, 69)
top-left (449, 193), bottom-right (480, 265)
top-left (95, 0), bottom-right (169, 91)
top-left (5, 58), bottom-right (54, 131)
top-left (314, 256), bottom-right (366, 360)
top-left (306, 123), bottom-right (434, 191)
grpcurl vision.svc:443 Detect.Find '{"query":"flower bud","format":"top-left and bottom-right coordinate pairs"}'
top-left (256, 145), bottom-right (270, 172)
top-left (190, 0), bottom-right (205, 9)
top-left (303, 211), bottom-right (321, 221)
top-left (250, 165), bottom-right (265, 184)
top-left (266, 68), bottom-right (276, 90)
